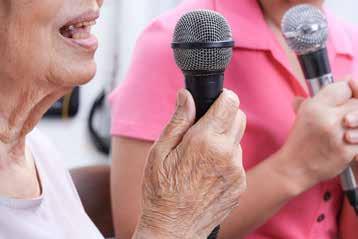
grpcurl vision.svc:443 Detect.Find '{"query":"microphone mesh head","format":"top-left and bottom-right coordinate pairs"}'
top-left (173, 10), bottom-right (233, 72)
top-left (281, 4), bottom-right (328, 54)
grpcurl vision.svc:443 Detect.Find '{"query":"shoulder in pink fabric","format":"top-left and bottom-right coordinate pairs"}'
top-left (109, 0), bottom-right (358, 238)
top-left (109, 0), bottom-right (216, 141)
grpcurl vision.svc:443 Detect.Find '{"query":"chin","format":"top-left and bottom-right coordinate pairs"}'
top-left (47, 57), bottom-right (97, 88)
top-left (72, 60), bottom-right (97, 86)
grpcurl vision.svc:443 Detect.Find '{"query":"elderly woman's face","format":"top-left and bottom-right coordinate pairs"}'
top-left (0, 0), bottom-right (103, 87)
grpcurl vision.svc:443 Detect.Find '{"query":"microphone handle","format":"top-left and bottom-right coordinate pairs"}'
top-left (300, 48), bottom-right (358, 215)
top-left (185, 71), bottom-right (224, 238)
top-left (185, 71), bottom-right (224, 121)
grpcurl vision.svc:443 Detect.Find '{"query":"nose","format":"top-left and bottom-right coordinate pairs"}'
top-left (97, 0), bottom-right (104, 7)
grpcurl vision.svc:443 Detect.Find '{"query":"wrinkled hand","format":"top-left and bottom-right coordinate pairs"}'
top-left (279, 81), bottom-right (358, 192)
top-left (136, 89), bottom-right (247, 239)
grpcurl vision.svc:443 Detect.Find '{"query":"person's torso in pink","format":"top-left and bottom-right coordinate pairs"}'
top-left (109, 0), bottom-right (358, 238)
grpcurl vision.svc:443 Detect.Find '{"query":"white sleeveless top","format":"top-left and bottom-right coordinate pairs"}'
top-left (0, 128), bottom-right (104, 239)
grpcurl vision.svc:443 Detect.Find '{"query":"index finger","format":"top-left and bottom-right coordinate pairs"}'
top-left (196, 89), bottom-right (240, 135)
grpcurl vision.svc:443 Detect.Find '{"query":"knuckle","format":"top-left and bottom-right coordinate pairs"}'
top-left (213, 106), bottom-right (236, 123)
top-left (320, 122), bottom-right (334, 136)
top-left (186, 129), bottom-right (210, 149)
top-left (341, 148), bottom-right (353, 164)
top-left (187, 129), bottom-right (235, 160)
top-left (300, 102), bottom-right (337, 135)
top-left (211, 111), bottom-right (238, 135)
top-left (212, 91), bottom-right (239, 118)
top-left (320, 117), bottom-right (339, 136)
top-left (222, 90), bottom-right (240, 109)
top-left (171, 112), bottom-right (190, 127)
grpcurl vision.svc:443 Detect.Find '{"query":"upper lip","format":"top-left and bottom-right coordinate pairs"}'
top-left (61, 10), bottom-right (100, 28)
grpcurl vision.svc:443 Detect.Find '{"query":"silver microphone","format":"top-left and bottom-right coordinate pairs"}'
top-left (282, 4), bottom-right (358, 214)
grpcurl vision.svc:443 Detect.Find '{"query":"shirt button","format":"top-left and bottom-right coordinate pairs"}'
top-left (324, 192), bottom-right (332, 201)
top-left (317, 214), bottom-right (325, 223)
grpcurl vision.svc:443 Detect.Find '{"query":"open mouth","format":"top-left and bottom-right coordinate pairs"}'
top-left (60, 20), bottom-right (96, 39)
top-left (60, 11), bottom-right (99, 51)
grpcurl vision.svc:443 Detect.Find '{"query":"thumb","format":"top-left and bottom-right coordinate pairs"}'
top-left (293, 96), bottom-right (305, 114)
top-left (314, 81), bottom-right (352, 106)
top-left (156, 89), bottom-right (196, 154)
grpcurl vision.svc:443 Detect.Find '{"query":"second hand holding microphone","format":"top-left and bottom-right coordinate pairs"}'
top-left (172, 10), bottom-right (235, 239)
top-left (282, 4), bottom-right (358, 215)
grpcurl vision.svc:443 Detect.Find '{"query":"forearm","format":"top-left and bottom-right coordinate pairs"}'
top-left (219, 150), bottom-right (315, 238)
top-left (132, 229), bottom-right (201, 239)
top-left (132, 220), bottom-right (202, 239)
top-left (132, 227), bottom-right (175, 239)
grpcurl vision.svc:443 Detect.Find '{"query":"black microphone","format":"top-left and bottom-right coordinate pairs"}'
top-left (172, 10), bottom-right (235, 238)
top-left (282, 4), bottom-right (358, 215)
top-left (172, 10), bottom-right (234, 120)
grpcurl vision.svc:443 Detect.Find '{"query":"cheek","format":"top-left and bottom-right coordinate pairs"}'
top-left (22, 31), bottom-right (54, 77)
top-left (0, 1), bottom-right (98, 87)
top-left (17, 0), bottom-right (64, 23)
top-left (0, 27), bottom-right (49, 81)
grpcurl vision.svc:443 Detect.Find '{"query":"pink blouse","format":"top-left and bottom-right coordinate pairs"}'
top-left (109, 0), bottom-right (358, 238)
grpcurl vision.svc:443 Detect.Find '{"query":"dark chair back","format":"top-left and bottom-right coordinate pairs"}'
top-left (70, 165), bottom-right (114, 238)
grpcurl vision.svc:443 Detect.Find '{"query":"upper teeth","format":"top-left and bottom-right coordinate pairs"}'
top-left (66, 21), bottom-right (96, 31)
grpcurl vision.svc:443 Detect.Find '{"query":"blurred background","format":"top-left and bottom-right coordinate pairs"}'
top-left (38, 0), bottom-right (358, 169)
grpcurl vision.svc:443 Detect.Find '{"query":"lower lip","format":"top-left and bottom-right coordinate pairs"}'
top-left (63, 34), bottom-right (99, 51)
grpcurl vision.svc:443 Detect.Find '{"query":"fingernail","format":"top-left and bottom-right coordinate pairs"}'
top-left (176, 90), bottom-right (186, 107)
top-left (345, 114), bottom-right (357, 127)
top-left (346, 131), bottom-right (358, 143)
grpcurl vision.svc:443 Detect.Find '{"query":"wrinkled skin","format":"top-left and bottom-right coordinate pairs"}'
top-left (0, 0), bottom-right (247, 238)
top-left (135, 89), bottom-right (247, 239)
top-left (0, 0), bottom-right (103, 199)
top-left (0, 0), bottom-right (103, 144)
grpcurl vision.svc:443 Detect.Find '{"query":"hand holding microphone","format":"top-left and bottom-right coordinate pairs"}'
top-left (278, 81), bottom-right (358, 193)
top-left (135, 90), bottom-right (246, 239)
top-left (281, 4), bottom-right (358, 213)
top-left (171, 10), bottom-right (235, 238)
